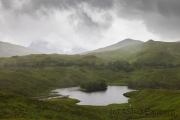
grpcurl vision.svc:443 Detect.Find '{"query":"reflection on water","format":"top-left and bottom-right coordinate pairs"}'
top-left (53, 86), bottom-right (133, 106)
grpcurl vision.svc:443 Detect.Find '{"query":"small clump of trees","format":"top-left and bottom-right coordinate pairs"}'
top-left (80, 80), bottom-right (107, 92)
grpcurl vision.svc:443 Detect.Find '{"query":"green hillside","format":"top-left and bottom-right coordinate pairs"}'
top-left (0, 54), bottom-right (118, 96)
top-left (1, 40), bottom-right (180, 96)
top-left (0, 41), bottom-right (41, 57)
top-left (1, 40), bottom-right (180, 119)
top-left (88, 40), bottom-right (180, 63)
top-left (1, 88), bottom-right (180, 119)
top-left (84, 38), bottom-right (143, 54)
top-left (0, 53), bottom-right (180, 96)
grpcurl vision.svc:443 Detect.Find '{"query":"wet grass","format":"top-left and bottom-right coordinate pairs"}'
top-left (1, 89), bottom-right (180, 119)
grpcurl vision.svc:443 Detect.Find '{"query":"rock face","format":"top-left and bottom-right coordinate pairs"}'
top-left (0, 41), bottom-right (41, 57)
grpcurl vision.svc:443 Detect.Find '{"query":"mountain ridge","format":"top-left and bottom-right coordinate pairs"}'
top-left (84, 38), bottom-right (143, 54)
top-left (0, 41), bottom-right (41, 57)
top-left (87, 40), bottom-right (180, 63)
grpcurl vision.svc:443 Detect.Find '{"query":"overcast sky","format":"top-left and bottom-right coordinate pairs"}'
top-left (0, 0), bottom-right (180, 53)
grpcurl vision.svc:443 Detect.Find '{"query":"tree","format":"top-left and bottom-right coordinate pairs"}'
top-left (80, 80), bottom-right (107, 92)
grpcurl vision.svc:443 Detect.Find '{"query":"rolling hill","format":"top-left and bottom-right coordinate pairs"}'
top-left (87, 40), bottom-right (180, 63)
top-left (0, 41), bottom-right (41, 57)
top-left (84, 38), bottom-right (143, 54)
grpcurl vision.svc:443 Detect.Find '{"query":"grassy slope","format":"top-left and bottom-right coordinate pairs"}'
top-left (86, 39), bottom-right (143, 53)
top-left (125, 67), bottom-right (180, 89)
top-left (89, 40), bottom-right (180, 63)
top-left (0, 52), bottom-right (180, 96)
top-left (0, 92), bottom-right (103, 120)
top-left (1, 65), bottom-right (180, 96)
top-left (0, 54), bottom-right (105, 67)
top-left (0, 41), bottom-right (41, 57)
top-left (1, 89), bottom-right (180, 120)
top-left (123, 89), bottom-right (180, 120)
top-left (0, 66), bottom-right (123, 96)
top-left (0, 54), bottom-right (118, 96)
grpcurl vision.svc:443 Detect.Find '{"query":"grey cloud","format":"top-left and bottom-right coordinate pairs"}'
top-left (68, 10), bottom-right (101, 38)
top-left (75, 11), bottom-right (113, 29)
top-left (28, 0), bottom-right (112, 11)
top-left (1, 0), bottom-right (180, 41)
top-left (116, 0), bottom-right (157, 19)
top-left (0, 0), bottom-right (114, 39)
top-left (77, 11), bottom-right (99, 29)
top-left (157, 0), bottom-right (180, 17)
top-left (116, 0), bottom-right (180, 40)
top-left (28, 0), bottom-right (114, 11)
top-left (100, 13), bottom-right (113, 29)
top-left (0, 0), bottom-right (12, 9)
top-left (0, 0), bottom-right (114, 14)
top-left (68, 10), bottom-right (113, 38)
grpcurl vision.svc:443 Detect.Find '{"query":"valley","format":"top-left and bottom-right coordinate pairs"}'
top-left (0, 39), bottom-right (180, 119)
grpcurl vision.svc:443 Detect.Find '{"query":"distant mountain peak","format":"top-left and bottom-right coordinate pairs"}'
top-left (85, 38), bottom-right (143, 54)
top-left (117, 38), bottom-right (142, 44)
top-left (123, 38), bottom-right (135, 41)
top-left (86, 40), bottom-right (180, 63)
top-left (175, 40), bottom-right (180, 42)
top-left (147, 39), bottom-right (155, 42)
top-left (0, 41), bottom-right (41, 57)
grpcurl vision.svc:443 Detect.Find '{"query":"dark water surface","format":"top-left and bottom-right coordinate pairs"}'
top-left (53, 86), bottom-right (133, 106)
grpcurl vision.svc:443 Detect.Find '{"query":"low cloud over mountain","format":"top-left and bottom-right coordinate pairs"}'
top-left (29, 40), bottom-right (87, 54)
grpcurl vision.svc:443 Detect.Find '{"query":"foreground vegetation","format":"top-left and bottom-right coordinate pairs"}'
top-left (0, 92), bottom-right (101, 120)
top-left (1, 89), bottom-right (180, 120)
